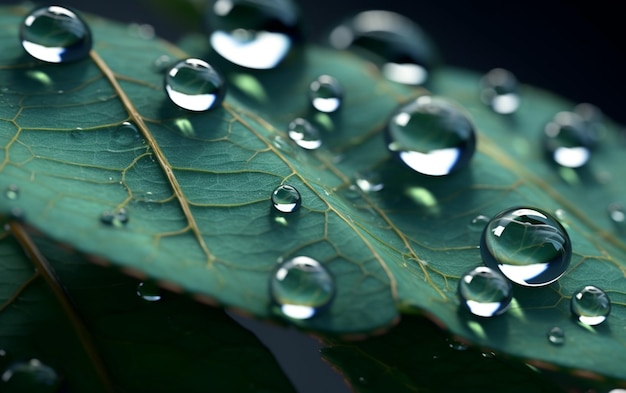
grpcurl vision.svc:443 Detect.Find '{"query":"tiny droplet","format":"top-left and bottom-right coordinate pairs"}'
top-left (543, 111), bottom-right (593, 168)
top-left (354, 171), bottom-right (384, 193)
top-left (309, 75), bottom-right (343, 113)
top-left (5, 185), bottom-right (19, 200)
top-left (547, 326), bottom-right (565, 345)
top-left (100, 208), bottom-right (129, 227)
top-left (608, 203), bottom-right (626, 226)
top-left (479, 68), bottom-right (520, 114)
top-left (287, 118), bottom-right (321, 150)
top-left (457, 266), bottom-right (512, 317)
top-left (468, 215), bottom-right (490, 232)
top-left (271, 184), bottom-right (301, 213)
top-left (164, 58), bottom-right (226, 112)
top-left (137, 282), bottom-right (162, 302)
top-left (571, 285), bottom-right (611, 326)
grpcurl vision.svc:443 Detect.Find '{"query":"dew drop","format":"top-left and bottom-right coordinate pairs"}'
top-left (385, 96), bottom-right (476, 176)
top-left (4, 185), bottom-right (19, 200)
top-left (608, 203), bottom-right (626, 227)
top-left (468, 215), bottom-right (490, 232)
top-left (164, 58), bottom-right (226, 112)
top-left (113, 121), bottom-right (141, 147)
top-left (270, 256), bottom-right (335, 320)
top-left (309, 75), bottom-right (343, 113)
top-left (457, 266), bottom-right (512, 317)
top-left (354, 171), bottom-right (384, 193)
top-left (205, 0), bottom-right (302, 69)
top-left (151, 54), bottom-right (174, 73)
top-left (329, 10), bottom-right (437, 85)
top-left (480, 207), bottom-right (571, 287)
top-left (271, 184), bottom-right (301, 213)
top-left (136, 282), bottom-right (162, 302)
top-left (543, 111), bottom-right (594, 168)
top-left (20, 5), bottom-right (92, 63)
top-left (479, 68), bottom-right (520, 114)
top-left (547, 326), bottom-right (565, 345)
top-left (0, 358), bottom-right (61, 392)
top-left (287, 118), bottom-right (321, 150)
top-left (100, 208), bottom-right (129, 227)
top-left (571, 285), bottom-right (611, 326)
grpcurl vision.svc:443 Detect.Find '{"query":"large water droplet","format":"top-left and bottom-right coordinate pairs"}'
top-left (164, 58), bottom-right (226, 112)
top-left (205, 0), bottom-right (301, 69)
top-left (457, 266), bottom-right (512, 317)
top-left (543, 111), bottom-right (593, 168)
top-left (287, 118), bottom-right (321, 150)
top-left (385, 96), bottom-right (476, 176)
top-left (136, 282), bottom-right (162, 302)
top-left (309, 75), bottom-right (343, 113)
top-left (479, 68), bottom-right (520, 114)
top-left (571, 285), bottom-right (611, 326)
top-left (329, 10), bottom-right (437, 85)
top-left (1, 358), bottom-right (61, 392)
top-left (271, 184), bottom-right (301, 213)
top-left (100, 208), bottom-right (129, 227)
top-left (480, 207), bottom-right (571, 287)
top-left (547, 326), bottom-right (565, 345)
top-left (20, 5), bottom-right (92, 63)
top-left (4, 185), bottom-right (19, 200)
top-left (270, 256), bottom-right (335, 320)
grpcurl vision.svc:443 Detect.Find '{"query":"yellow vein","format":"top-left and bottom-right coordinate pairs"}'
top-left (9, 221), bottom-right (115, 393)
top-left (90, 50), bottom-right (215, 265)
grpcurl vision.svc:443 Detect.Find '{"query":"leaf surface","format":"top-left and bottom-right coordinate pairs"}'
top-left (1, 5), bottom-right (625, 382)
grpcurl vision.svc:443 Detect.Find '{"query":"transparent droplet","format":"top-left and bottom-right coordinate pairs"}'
top-left (547, 326), bottom-right (565, 345)
top-left (309, 75), bottom-right (343, 113)
top-left (479, 68), bottom-right (520, 114)
top-left (543, 111), bottom-right (594, 168)
top-left (270, 256), bottom-right (335, 320)
top-left (136, 282), bottom-right (162, 302)
top-left (608, 203), bottom-right (626, 228)
top-left (385, 96), bottom-right (476, 176)
top-left (164, 58), bottom-right (226, 112)
top-left (571, 285), bottom-right (611, 326)
top-left (329, 10), bottom-right (437, 85)
top-left (100, 208), bottom-right (129, 227)
top-left (113, 121), bottom-right (141, 147)
top-left (205, 0), bottom-right (301, 69)
top-left (1, 358), bottom-right (61, 392)
top-left (468, 215), bottom-right (490, 232)
top-left (20, 5), bottom-right (92, 63)
top-left (287, 118), bottom-right (321, 150)
top-left (5, 185), bottom-right (19, 200)
top-left (152, 54), bottom-right (174, 73)
top-left (354, 171), bottom-right (384, 193)
top-left (458, 266), bottom-right (512, 317)
top-left (480, 207), bottom-right (572, 287)
top-left (271, 184), bottom-right (301, 213)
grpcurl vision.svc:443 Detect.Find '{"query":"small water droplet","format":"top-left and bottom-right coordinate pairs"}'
top-left (205, 0), bottom-right (302, 69)
top-left (5, 185), bottom-right (19, 200)
top-left (287, 118), bottom-right (321, 150)
top-left (480, 207), bottom-right (571, 287)
top-left (446, 338), bottom-right (469, 351)
top-left (136, 282), bottom-right (162, 302)
top-left (271, 184), bottom-right (301, 213)
top-left (70, 127), bottom-right (85, 139)
top-left (547, 326), bottom-right (565, 345)
top-left (20, 5), bottom-right (92, 63)
top-left (608, 203), bottom-right (626, 227)
top-left (128, 23), bottom-right (155, 39)
top-left (385, 96), bottom-right (476, 176)
top-left (458, 266), bottom-right (512, 317)
top-left (329, 10), bottom-right (437, 85)
top-left (354, 171), bottom-right (384, 193)
top-left (309, 75), bottom-right (343, 113)
top-left (112, 121), bottom-right (141, 147)
top-left (270, 256), bottom-right (335, 320)
top-left (100, 208), bottom-right (129, 227)
top-left (1, 358), bottom-right (61, 392)
top-left (479, 68), bottom-right (520, 114)
top-left (164, 58), bottom-right (226, 112)
top-left (571, 285), bottom-right (611, 326)
top-left (468, 215), bottom-right (490, 232)
top-left (152, 54), bottom-right (174, 73)
top-left (543, 111), bottom-right (593, 168)
top-left (573, 103), bottom-right (604, 144)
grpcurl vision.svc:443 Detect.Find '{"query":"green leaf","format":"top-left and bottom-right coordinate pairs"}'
top-left (0, 226), bottom-right (294, 392)
top-left (1, 4), bottom-right (625, 384)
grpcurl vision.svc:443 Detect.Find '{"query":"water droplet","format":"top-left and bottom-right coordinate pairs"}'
top-left (354, 171), bottom-right (384, 193)
top-left (152, 54), bottom-right (174, 73)
top-left (571, 285), bottom-right (611, 326)
top-left (329, 10), bottom-right (437, 85)
top-left (128, 23), bottom-right (155, 39)
top-left (446, 338), bottom-right (469, 351)
top-left (136, 282), bottom-right (162, 302)
top-left (573, 102), bottom-right (604, 144)
top-left (480, 207), bottom-right (572, 287)
top-left (468, 215), bottom-right (490, 232)
top-left (309, 75), bottom-right (343, 113)
top-left (271, 184), bottom-right (301, 213)
top-left (479, 68), bottom-right (520, 114)
top-left (5, 185), bottom-right (19, 200)
top-left (543, 111), bottom-right (593, 168)
top-left (70, 127), bottom-right (85, 140)
top-left (547, 326), bottom-right (565, 345)
top-left (20, 5), bottom-right (92, 63)
top-left (205, 0), bottom-right (301, 69)
top-left (1, 358), bottom-right (61, 392)
top-left (100, 208), bottom-right (129, 227)
top-left (112, 121), bottom-right (141, 147)
top-left (385, 96), bottom-right (476, 176)
top-left (270, 256), bottom-right (335, 320)
top-left (458, 266), bottom-right (512, 317)
top-left (608, 203), bottom-right (626, 227)
top-left (287, 118), bottom-right (321, 150)
top-left (164, 58), bottom-right (226, 112)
